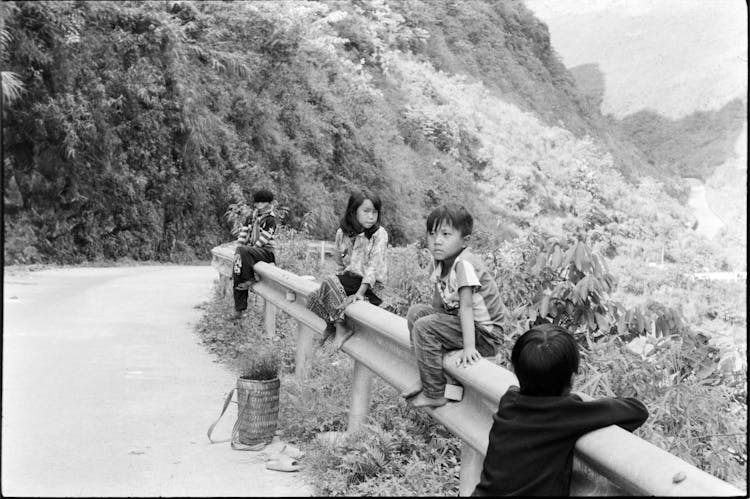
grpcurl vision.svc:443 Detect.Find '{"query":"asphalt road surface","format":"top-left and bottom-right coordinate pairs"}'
top-left (2, 265), bottom-right (311, 496)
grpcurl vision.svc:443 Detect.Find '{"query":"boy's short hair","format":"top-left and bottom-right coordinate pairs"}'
top-left (426, 204), bottom-right (473, 236)
top-left (253, 189), bottom-right (274, 203)
top-left (511, 324), bottom-right (579, 396)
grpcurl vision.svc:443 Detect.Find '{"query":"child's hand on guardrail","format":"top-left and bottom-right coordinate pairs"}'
top-left (456, 347), bottom-right (481, 367)
top-left (344, 294), bottom-right (366, 307)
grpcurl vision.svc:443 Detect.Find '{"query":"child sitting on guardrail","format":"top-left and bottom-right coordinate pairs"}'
top-left (403, 204), bottom-right (506, 408)
top-left (307, 189), bottom-right (388, 349)
top-left (232, 188), bottom-right (278, 320)
top-left (473, 324), bottom-right (648, 496)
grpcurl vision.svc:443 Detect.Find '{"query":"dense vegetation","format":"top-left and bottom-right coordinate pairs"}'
top-left (2, 0), bottom-right (712, 265)
top-left (194, 231), bottom-right (746, 495)
top-left (4, 1), bottom-right (743, 494)
top-left (618, 98), bottom-right (746, 181)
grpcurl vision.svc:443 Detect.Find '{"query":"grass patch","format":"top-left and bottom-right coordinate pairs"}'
top-left (195, 235), bottom-right (746, 494)
top-left (194, 282), bottom-right (463, 495)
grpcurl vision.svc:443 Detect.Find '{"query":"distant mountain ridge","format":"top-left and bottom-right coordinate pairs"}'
top-left (524, 0), bottom-right (746, 263)
top-left (525, 0), bottom-right (748, 120)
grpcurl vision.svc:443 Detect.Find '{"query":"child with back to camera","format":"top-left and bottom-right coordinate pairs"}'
top-left (403, 204), bottom-right (506, 408)
top-left (473, 323), bottom-right (649, 496)
top-left (306, 189), bottom-right (388, 350)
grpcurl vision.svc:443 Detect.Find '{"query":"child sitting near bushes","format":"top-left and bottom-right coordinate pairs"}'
top-left (232, 188), bottom-right (278, 320)
top-left (473, 323), bottom-right (649, 496)
top-left (306, 189), bottom-right (388, 349)
top-left (403, 204), bottom-right (506, 408)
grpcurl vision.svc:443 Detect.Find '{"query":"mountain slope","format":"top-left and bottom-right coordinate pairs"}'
top-left (1, 0), bottom-right (704, 265)
top-left (525, 0), bottom-right (747, 264)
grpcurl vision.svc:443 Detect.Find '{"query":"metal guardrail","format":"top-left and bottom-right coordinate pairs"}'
top-left (689, 271), bottom-right (747, 282)
top-left (211, 243), bottom-right (745, 497)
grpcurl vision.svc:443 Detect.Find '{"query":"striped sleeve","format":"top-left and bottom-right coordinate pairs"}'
top-left (254, 215), bottom-right (277, 247)
top-left (237, 225), bottom-right (250, 244)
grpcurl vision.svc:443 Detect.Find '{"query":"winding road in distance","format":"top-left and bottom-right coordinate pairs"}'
top-left (686, 177), bottom-right (725, 239)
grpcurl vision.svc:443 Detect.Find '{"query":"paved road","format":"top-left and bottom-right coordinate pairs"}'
top-left (2, 265), bottom-right (311, 497)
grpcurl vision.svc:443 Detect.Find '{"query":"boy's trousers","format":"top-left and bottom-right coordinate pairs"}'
top-left (233, 245), bottom-right (275, 311)
top-left (406, 304), bottom-right (500, 399)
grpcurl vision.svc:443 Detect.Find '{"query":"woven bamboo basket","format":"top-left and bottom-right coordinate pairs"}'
top-left (235, 377), bottom-right (280, 446)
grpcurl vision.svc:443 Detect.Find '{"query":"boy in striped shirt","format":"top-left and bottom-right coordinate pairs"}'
top-left (232, 189), bottom-right (277, 319)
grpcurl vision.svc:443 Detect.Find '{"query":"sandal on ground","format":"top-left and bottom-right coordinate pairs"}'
top-left (280, 444), bottom-right (305, 459)
top-left (265, 454), bottom-right (300, 472)
top-left (260, 441), bottom-right (305, 459)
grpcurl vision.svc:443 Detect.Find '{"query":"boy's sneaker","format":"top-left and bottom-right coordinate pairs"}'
top-left (231, 310), bottom-right (244, 321)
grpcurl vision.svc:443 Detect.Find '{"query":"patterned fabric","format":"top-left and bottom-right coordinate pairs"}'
top-left (429, 248), bottom-right (506, 342)
top-left (306, 275), bottom-right (349, 325)
top-left (307, 273), bottom-right (384, 328)
top-left (334, 226), bottom-right (388, 286)
top-left (238, 208), bottom-right (277, 249)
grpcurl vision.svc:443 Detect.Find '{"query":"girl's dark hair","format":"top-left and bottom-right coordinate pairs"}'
top-left (425, 204), bottom-right (473, 236)
top-left (340, 189), bottom-right (382, 238)
top-left (253, 189), bottom-right (274, 203)
top-left (511, 324), bottom-right (579, 396)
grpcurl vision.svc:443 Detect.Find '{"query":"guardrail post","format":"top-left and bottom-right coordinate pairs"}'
top-left (295, 322), bottom-right (315, 380)
top-left (263, 300), bottom-right (277, 338)
top-left (218, 274), bottom-right (231, 297)
top-left (458, 443), bottom-right (483, 496)
top-left (347, 360), bottom-right (374, 433)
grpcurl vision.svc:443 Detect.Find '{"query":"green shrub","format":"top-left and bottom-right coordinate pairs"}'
top-left (196, 229), bottom-right (746, 494)
top-left (233, 349), bottom-right (279, 381)
top-left (577, 334), bottom-right (746, 488)
top-left (381, 244), bottom-right (433, 316)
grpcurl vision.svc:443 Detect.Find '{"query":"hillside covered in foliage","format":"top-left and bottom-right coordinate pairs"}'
top-left (0, 0), bottom-right (724, 267)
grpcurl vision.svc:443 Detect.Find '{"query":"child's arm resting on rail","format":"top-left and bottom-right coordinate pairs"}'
top-left (456, 285), bottom-right (481, 367)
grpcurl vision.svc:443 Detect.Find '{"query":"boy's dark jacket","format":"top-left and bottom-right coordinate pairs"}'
top-left (473, 386), bottom-right (648, 496)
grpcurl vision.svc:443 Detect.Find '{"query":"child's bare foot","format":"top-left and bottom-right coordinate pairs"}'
top-left (333, 323), bottom-right (354, 350)
top-left (409, 393), bottom-right (448, 408)
top-left (319, 323), bottom-right (336, 346)
top-left (400, 382), bottom-right (423, 399)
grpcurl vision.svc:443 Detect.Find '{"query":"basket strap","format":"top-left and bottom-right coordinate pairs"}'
top-left (230, 390), bottom-right (264, 451)
top-left (207, 388), bottom-right (237, 443)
